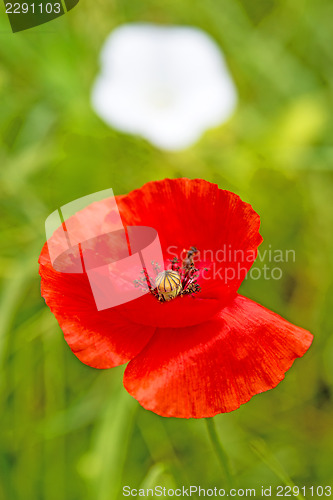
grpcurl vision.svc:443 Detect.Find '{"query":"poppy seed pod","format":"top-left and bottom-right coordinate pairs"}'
top-left (155, 270), bottom-right (182, 301)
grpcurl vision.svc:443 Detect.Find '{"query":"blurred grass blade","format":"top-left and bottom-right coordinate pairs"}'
top-left (139, 463), bottom-right (166, 489)
top-left (139, 462), bottom-right (177, 492)
top-left (90, 388), bottom-right (137, 500)
top-left (206, 418), bottom-right (234, 488)
top-left (250, 439), bottom-right (305, 500)
top-left (0, 254), bottom-right (38, 369)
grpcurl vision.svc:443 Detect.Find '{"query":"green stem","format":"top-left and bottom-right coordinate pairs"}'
top-left (205, 418), bottom-right (234, 488)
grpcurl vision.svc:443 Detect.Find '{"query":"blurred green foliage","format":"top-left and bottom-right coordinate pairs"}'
top-left (1, 0), bottom-right (333, 499)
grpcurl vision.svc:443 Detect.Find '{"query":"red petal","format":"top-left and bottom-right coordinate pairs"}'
top-left (116, 290), bottom-right (223, 328)
top-left (116, 178), bottom-right (263, 294)
top-left (123, 295), bottom-right (313, 418)
top-left (39, 243), bottom-right (156, 368)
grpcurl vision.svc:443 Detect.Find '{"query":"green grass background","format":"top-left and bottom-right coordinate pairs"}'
top-left (1, 0), bottom-right (333, 498)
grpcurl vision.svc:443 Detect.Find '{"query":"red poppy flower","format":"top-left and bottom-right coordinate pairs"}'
top-left (39, 178), bottom-right (313, 418)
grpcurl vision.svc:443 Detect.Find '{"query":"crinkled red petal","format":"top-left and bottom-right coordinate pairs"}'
top-left (39, 243), bottom-right (156, 368)
top-left (123, 295), bottom-right (313, 418)
top-left (116, 178), bottom-right (263, 295)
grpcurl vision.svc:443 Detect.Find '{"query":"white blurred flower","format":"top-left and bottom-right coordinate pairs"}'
top-left (91, 23), bottom-right (237, 151)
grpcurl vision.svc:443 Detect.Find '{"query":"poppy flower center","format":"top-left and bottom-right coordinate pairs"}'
top-left (134, 246), bottom-right (202, 303)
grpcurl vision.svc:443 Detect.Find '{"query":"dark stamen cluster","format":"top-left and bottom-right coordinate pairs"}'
top-left (170, 247), bottom-right (201, 297)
